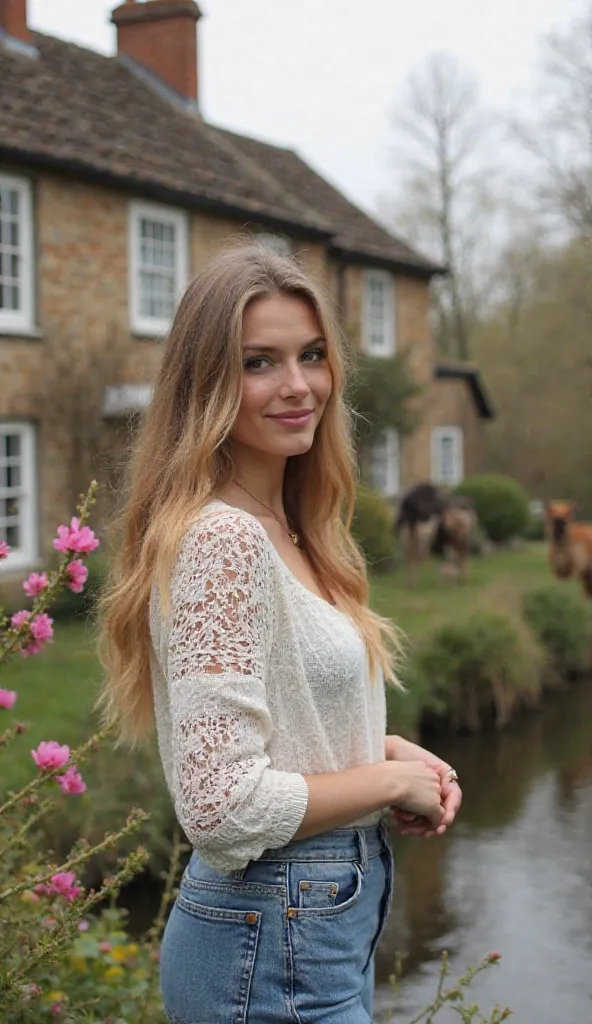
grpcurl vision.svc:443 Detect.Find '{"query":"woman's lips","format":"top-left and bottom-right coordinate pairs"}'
top-left (267, 410), bottom-right (314, 427)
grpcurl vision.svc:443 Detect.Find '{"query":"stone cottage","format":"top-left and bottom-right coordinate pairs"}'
top-left (0, 0), bottom-right (493, 578)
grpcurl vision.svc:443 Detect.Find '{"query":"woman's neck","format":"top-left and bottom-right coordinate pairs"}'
top-left (226, 446), bottom-right (287, 516)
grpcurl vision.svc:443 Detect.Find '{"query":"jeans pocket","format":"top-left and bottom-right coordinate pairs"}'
top-left (160, 893), bottom-right (261, 1024)
top-left (290, 859), bottom-right (363, 917)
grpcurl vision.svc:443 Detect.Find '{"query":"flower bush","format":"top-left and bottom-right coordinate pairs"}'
top-left (0, 482), bottom-right (169, 1022)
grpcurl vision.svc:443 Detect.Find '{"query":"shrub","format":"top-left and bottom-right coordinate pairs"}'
top-left (351, 486), bottom-right (395, 572)
top-left (0, 483), bottom-right (161, 1018)
top-left (523, 585), bottom-right (591, 677)
top-left (409, 609), bottom-right (544, 732)
top-left (455, 474), bottom-right (530, 543)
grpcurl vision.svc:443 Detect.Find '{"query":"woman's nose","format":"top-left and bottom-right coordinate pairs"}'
top-left (279, 361), bottom-right (311, 398)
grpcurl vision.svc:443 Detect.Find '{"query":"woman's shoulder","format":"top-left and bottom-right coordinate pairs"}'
top-left (179, 499), bottom-right (274, 570)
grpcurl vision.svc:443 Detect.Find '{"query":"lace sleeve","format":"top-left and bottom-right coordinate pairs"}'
top-left (166, 510), bottom-right (309, 873)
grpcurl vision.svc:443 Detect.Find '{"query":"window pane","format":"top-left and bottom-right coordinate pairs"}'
top-left (5, 434), bottom-right (21, 458)
top-left (0, 185), bottom-right (23, 314)
top-left (5, 464), bottom-right (21, 488)
top-left (438, 435), bottom-right (457, 484)
top-left (0, 496), bottom-right (20, 519)
top-left (137, 216), bottom-right (178, 324)
top-left (5, 523), bottom-right (20, 548)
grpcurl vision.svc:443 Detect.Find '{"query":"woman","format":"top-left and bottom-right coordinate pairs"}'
top-left (98, 243), bottom-right (461, 1023)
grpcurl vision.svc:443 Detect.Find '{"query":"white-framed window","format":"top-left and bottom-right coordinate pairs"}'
top-left (0, 173), bottom-right (34, 334)
top-left (431, 426), bottom-right (464, 487)
top-left (0, 422), bottom-right (38, 572)
top-left (129, 201), bottom-right (189, 335)
top-left (362, 269), bottom-right (396, 356)
top-left (370, 428), bottom-right (400, 498)
top-left (256, 232), bottom-right (293, 256)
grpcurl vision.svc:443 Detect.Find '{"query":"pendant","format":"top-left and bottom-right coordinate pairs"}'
top-left (290, 532), bottom-right (300, 547)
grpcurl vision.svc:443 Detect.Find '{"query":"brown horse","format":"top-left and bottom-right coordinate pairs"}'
top-left (394, 483), bottom-right (477, 586)
top-left (545, 501), bottom-right (592, 604)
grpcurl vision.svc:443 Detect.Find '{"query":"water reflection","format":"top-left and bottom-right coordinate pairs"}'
top-left (376, 678), bottom-right (592, 1023)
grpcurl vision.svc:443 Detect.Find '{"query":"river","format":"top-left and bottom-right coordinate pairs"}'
top-left (374, 677), bottom-right (592, 1023)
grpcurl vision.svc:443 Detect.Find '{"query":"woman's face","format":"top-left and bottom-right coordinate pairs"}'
top-left (231, 293), bottom-right (333, 459)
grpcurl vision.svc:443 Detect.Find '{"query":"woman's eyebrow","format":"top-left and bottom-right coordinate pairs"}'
top-left (243, 336), bottom-right (326, 355)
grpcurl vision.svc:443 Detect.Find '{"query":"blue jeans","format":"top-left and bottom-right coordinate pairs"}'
top-left (161, 821), bottom-right (394, 1023)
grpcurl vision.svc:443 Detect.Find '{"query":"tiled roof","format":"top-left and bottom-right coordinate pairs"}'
top-left (0, 32), bottom-right (441, 276)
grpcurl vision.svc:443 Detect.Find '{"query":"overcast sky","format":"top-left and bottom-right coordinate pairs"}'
top-left (29, 0), bottom-right (583, 215)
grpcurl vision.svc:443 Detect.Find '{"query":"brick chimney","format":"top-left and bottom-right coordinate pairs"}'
top-left (111, 0), bottom-right (202, 104)
top-left (0, 0), bottom-right (31, 43)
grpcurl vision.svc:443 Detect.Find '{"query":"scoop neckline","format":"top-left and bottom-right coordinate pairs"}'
top-left (208, 498), bottom-right (340, 614)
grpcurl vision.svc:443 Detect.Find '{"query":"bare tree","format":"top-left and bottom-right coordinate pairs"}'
top-left (384, 53), bottom-right (499, 361)
top-left (516, 4), bottom-right (592, 237)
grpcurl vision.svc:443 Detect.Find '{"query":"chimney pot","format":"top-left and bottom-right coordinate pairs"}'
top-left (111, 0), bottom-right (202, 104)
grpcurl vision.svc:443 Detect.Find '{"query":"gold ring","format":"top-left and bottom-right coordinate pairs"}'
top-left (447, 768), bottom-right (459, 784)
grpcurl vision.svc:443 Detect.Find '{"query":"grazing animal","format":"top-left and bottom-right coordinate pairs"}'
top-left (394, 483), bottom-right (476, 586)
top-left (394, 483), bottom-right (444, 587)
top-left (431, 496), bottom-right (478, 584)
top-left (545, 501), bottom-right (592, 605)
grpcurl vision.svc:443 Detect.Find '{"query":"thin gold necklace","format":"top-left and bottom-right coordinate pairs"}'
top-left (232, 479), bottom-right (301, 548)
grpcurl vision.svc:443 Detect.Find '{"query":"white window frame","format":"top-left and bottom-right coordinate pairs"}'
top-left (129, 201), bottom-right (189, 336)
top-left (0, 422), bottom-right (38, 573)
top-left (370, 427), bottom-right (400, 498)
top-left (362, 269), bottom-right (396, 357)
top-left (0, 173), bottom-right (35, 334)
top-left (256, 231), bottom-right (293, 255)
top-left (431, 426), bottom-right (464, 487)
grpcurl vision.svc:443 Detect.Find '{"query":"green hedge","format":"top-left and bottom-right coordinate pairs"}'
top-left (407, 609), bottom-right (544, 732)
top-left (351, 486), bottom-right (394, 572)
top-left (523, 585), bottom-right (591, 677)
top-left (455, 474), bottom-right (530, 543)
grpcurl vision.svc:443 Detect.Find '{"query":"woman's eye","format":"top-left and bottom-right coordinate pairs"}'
top-left (244, 356), bottom-right (270, 371)
top-left (301, 348), bottom-right (326, 362)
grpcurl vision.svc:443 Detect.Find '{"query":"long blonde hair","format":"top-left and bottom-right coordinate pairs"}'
top-left (97, 242), bottom-right (401, 743)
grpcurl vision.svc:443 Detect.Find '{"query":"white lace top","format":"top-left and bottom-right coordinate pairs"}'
top-left (148, 500), bottom-right (386, 873)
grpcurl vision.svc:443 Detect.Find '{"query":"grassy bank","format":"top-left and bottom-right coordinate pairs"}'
top-left (371, 543), bottom-right (559, 636)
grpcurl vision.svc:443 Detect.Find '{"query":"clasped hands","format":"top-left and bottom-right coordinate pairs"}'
top-left (385, 735), bottom-right (463, 838)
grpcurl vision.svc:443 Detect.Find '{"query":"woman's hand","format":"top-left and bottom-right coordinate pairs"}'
top-left (389, 760), bottom-right (445, 829)
top-left (386, 735), bottom-right (462, 837)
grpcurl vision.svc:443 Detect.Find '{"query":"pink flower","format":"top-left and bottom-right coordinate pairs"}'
top-left (30, 613), bottom-right (54, 642)
top-left (49, 871), bottom-right (81, 902)
top-left (20, 613), bottom-right (54, 658)
top-left (31, 741), bottom-right (70, 771)
top-left (23, 572), bottom-right (49, 597)
top-left (53, 517), bottom-right (99, 555)
top-left (11, 609), bottom-right (31, 630)
top-left (0, 689), bottom-right (17, 709)
top-left (56, 765), bottom-right (86, 795)
top-left (99, 941), bottom-right (111, 953)
top-left (51, 1003), bottom-right (63, 1016)
top-left (66, 559), bottom-right (88, 594)
top-left (20, 983), bottom-right (41, 1001)
top-left (78, 920), bottom-right (89, 932)
top-left (0, 540), bottom-right (10, 559)
top-left (34, 883), bottom-right (51, 896)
